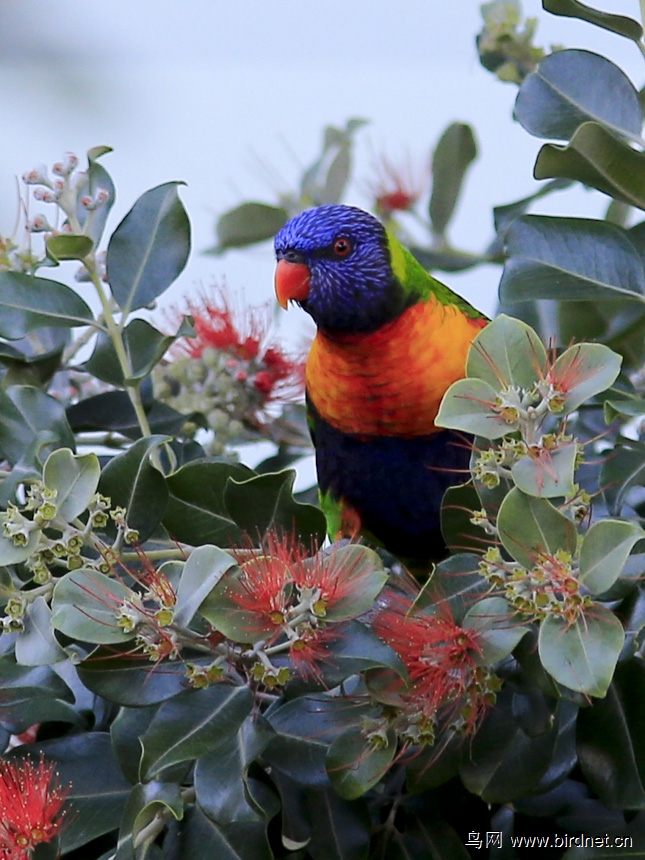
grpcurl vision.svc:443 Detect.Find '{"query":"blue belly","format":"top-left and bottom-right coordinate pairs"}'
top-left (311, 405), bottom-right (471, 560)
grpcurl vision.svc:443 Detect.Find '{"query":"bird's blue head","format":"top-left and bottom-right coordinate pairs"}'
top-left (274, 204), bottom-right (407, 334)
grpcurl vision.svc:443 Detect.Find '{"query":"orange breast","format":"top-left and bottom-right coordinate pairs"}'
top-left (306, 299), bottom-right (486, 438)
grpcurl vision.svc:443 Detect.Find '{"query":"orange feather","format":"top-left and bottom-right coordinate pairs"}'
top-left (306, 298), bottom-right (486, 438)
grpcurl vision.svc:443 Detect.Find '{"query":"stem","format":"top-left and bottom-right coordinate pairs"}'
top-left (86, 263), bottom-right (154, 440)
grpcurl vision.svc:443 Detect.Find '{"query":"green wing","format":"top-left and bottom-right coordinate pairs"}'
top-left (385, 230), bottom-right (486, 321)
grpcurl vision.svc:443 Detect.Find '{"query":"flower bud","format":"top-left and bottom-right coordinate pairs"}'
top-left (27, 215), bottom-right (53, 233)
top-left (52, 152), bottom-right (78, 176)
top-left (33, 187), bottom-right (57, 204)
top-left (22, 165), bottom-right (49, 185)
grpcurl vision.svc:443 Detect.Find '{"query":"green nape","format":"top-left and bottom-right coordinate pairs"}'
top-left (385, 230), bottom-right (486, 321)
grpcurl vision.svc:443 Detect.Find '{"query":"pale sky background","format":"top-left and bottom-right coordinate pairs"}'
top-left (0, 0), bottom-right (642, 344)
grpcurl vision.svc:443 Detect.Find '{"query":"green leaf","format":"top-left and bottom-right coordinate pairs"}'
top-left (139, 684), bottom-right (254, 780)
top-left (0, 662), bottom-right (77, 730)
top-left (169, 804), bottom-right (274, 860)
top-left (500, 215), bottom-right (645, 303)
top-left (497, 487), bottom-right (577, 569)
top-left (435, 377), bottom-right (513, 439)
top-left (106, 182), bottom-right (191, 316)
top-left (51, 569), bottom-right (136, 645)
top-left (492, 178), bottom-right (572, 237)
top-left (0, 338), bottom-right (66, 389)
top-left (429, 122), bottom-right (478, 236)
top-left (511, 440), bottom-right (577, 498)
top-left (43, 449), bottom-right (100, 522)
top-left (542, 0), bottom-right (643, 43)
top-left (514, 49), bottom-right (642, 142)
top-left (115, 781), bottom-right (184, 860)
top-left (224, 469), bottom-right (326, 544)
top-left (174, 544), bottom-right (237, 627)
top-left (538, 607), bottom-right (624, 697)
top-left (110, 705), bottom-right (158, 784)
top-left (214, 202), bottom-right (288, 252)
top-left (98, 435), bottom-right (169, 541)
top-left (410, 245), bottom-right (485, 273)
top-left (46, 234), bottom-right (94, 262)
top-left (579, 519), bottom-right (645, 594)
top-left (462, 596), bottom-right (529, 664)
top-left (577, 656), bottom-right (645, 810)
top-left (299, 119), bottom-right (366, 209)
top-left (441, 485), bottom-right (495, 556)
top-left (13, 733), bottom-right (131, 854)
top-left (460, 690), bottom-right (568, 802)
top-left (534, 122), bottom-right (645, 210)
top-left (326, 726), bottom-right (396, 800)
top-left (195, 715), bottom-right (275, 825)
top-left (163, 460), bottom-right (252, 546)
top-left (0, 661), bottom-right (72, 703)
top-left (264, 694), bottom-right (377, 787)
top-left (600, 441), bottom-right (645, 515)
top-left (84, 318), bottom-right (192, 386)
top-left (304, 786), bottom-right (371, 860)
top-left (0, 272), bottom-right (94, 338)
top-left (604, 397), bottom-right (645, 421)
top-left (0, 384), bottom-right (75, 465)
top-left (421, 553), bottom-right (490, 622)
top-left (67, 390), bottom-right (187, 440)
top-left (77, 648), bottom-right (190, 706)
top-left (15, 596), bottom-right (67, 666)
top-left (466, 313), bottom-right (547, 389)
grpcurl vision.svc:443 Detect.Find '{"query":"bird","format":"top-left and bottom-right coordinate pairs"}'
top-left (274, 204), bottom-right (487, 564)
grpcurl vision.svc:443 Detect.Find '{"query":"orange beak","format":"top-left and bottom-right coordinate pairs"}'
top-left (275, 258), bottom-right (311, 309)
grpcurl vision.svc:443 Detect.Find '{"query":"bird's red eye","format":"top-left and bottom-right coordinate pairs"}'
top-left (333, 237), bottom-right (352, 257)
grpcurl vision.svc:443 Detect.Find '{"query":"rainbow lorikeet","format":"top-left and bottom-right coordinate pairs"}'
top-left (274, 204), bottom-right (487, 562)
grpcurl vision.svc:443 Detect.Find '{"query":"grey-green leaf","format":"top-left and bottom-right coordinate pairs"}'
top-left (500, 215), bottom-right (645, 304)
top-left (542, 0), bottom-right (643, 43)
top-left (214, 203), bottom-right (288, 252)
top-left (534, 121), bottom-right (645, 211)
top-left (538, 608), bottom-right (624, 697)
top-left (514, 49), bottom-right (642, 142)
top-left (174, 544), bottom-right (237, 627)
top-left (430, 122), bottom-right (478, 236)
top-left (50, 569), bottom-right (136, 645)
top-left (579, 519), bottom-right (645, 594)
top-left (497, 487), bottom-right (577, 569)
top-left (43, 449), bottom-right (100, 522)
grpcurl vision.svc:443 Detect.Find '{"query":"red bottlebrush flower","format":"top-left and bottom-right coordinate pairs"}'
top-left (0, 756), bottom-right (69, 859)
top-left (173, 288), bottom-right (305, 407)
top-left (372, 598), bottom-right (486, 731)
top-left (291, 543), bottom-right (386, 622)
top-left (230, 538), bottom-right (293, 632)
top-left (366, 154), bottom-right (425, 216)
top-left (289, 624), bottom-right (335, 680)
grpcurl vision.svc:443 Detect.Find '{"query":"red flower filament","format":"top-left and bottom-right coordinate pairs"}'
top-left (0, 756), bottom-right (69, 859)
top-left (175, 290), bottom-right (305, 408)
top-left (373, 599), bottom-right (487, 731)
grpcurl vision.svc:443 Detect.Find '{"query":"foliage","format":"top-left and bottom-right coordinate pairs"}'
top-left (0, 1), bottom-right (644, 858)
